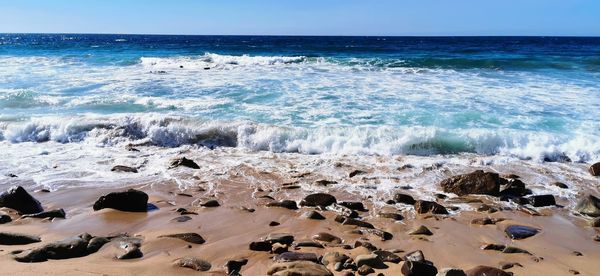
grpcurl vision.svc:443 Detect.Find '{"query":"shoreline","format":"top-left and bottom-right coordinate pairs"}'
top-left (1, 149), bottom-right (599, 275)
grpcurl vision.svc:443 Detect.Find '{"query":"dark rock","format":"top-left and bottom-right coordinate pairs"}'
top-left (274, 252), bottom-right (319, 262)
top-left (93, 189), bottom-right (148, 212)
top-left (266, 200), bottom-right (298, 210)
top-left (269, 221), bottom-right (280, 227)
top-left (300, 193), bottom-right (337, 207)
top-left (355, 240), bottom-right (379, 251)
top-left (271, 242), bottom-right (288, 254)
top-left (393, 193), bottom-right (416, 205)
top-left (440, 170), bottom-right (502, 196)
top-left (404, 250), bottom-right (425, 263)
top-left (482, 244), bottom-right (531, 255)
top-left (175, 256), bottom-right (211, 271)
top-left (477, 204), bottom-right (498, 213)
top-left (341, 217), bottom-right (375, 229)
top-left (349, 170), bottom-right (367, 178)
top-left (499, 262), bottom-right (522, 270)
top-left (13, 233), bottom-right (93, 262)
top-left (569, 269), bottom-right (580, 275)
top-left (158, 233), bottom-right (205, 244)
top-left (378, 212), bottom-right (404, 221)
top-left (499, 179), bottom-right (531, 197)
top-left (313, 233), bottom-right (342, 244)
top-left (414, 200), bottom-right (448, 215)
top-left (355, 253), bottom-right (387, 269)
top-left (572, 251), bottom-right (583, 256)
top-left (589, 162), bottom-right (600, 176)
top-left (553, 182), bottom-right (568, 189)
top-left (200, 199), bottom-right (220, 207)
top-left (437, 268), bottom-right (467, 276)
top-left (0, 213), bottom-right (12, 224)
top-left (590, 217), bottom-right (600, 227)
top-left (357, 264), bottom-right (375, 275)
top-left (314, 179), bottom-right (337, 186)
top-left (574, 194), bottom-right (600, 217)
top-left (401, 260), bottom-right (438, 276)
top-left (249, 241), bottom-right (271, 251)
top-left (504, 225), bottom-right (540, 240)
top-left (408, 225), bottom-right (433, 236)
top-left (172, 215), bottom-right (192, 222)
top-left (267, 261), bottom-right (333, 276)
top-left (339, 201), bottom-right (366, 211)
top-left (295, 240), bottom-right (324, 248)
top-left (466, 266), bottom-right (511, 276)
top-left (226, 258), bottom-right (248, 275)
top-left (527, 195), bottom-right (556, 207)
top-left (0, 232), bottom-right (41, 245)
top-left (327, 203), bottom-right (359, 218)
top-left (373, 250), bottom-right (401, 263)
top-left (265, 233), bottom-right (295, 245)
top-left (302, 210), bottom-right (326, 220)
top-left (363, 229), bottom-right (393, 241)
top-left (111, 165), bottom-right (138, 173)
top-left (322, 252), bottom-right (350, 266)
top-left (86, 237), bottom-right (110, 253)
top-left (169, 157), bottom-right (200, 169)
top-left (21, 208), bottom-right (66, 219)
top-left (0, 186), bottom-right (44, 214)
top-left (470, 217), bottom-right (505, 225)
top-left (115, 238), bottom-right (143, 259)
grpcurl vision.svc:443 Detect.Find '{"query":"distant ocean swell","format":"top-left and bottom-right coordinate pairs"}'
top-left (0, 114), bottom-right (597, 162)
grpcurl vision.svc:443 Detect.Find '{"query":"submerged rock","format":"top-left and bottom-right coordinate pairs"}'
top-left (0, 232), bottom-right (41, 245)
top-left (589, 162), bottom-right (600, 176)
top-left (326, 203), bottom-right (358, 218)
top-left (414, 200), bottom-right (448, 215)
top-left (393, 193), bottom-right (416, 205)
top-left (440, 170), bottom-right (502, 196)
top-left (527, 195), bottom-right (556, 207)
top-left (267, 200), bottom-right (298, 210)
top-left (93, 189), bottom-right (148, 212)
top-left (169, 157), bottom-right (200, 169)
top-left (575, 194), bottom-right (600, 217)
top-left (158, 233), bottom-right (205, 244)
top-left (0, 186), bottom-right (44, 214)
top-left (505, 225), bottom-right (540, 240)
top-left (338, 201), bottom-right (366, 211)
top-left (175, 256), bottom-right (211, 271)
top-left (378, 212), bottom-right (404, 221)
top-left (21, 208), bottom-right (66, 219)
top-left (300, 193), bottom-right (337, 207)
top-left (267, 261), bottom-right (333, 276)
top-left (111, 165), bottom-right (138, 173)
top-left (199, 199), bottom-right (220, 207)
top-left (349, 170), bottom-right (367, 178)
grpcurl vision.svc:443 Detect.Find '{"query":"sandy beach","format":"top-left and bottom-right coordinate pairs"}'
top-left (1, 147), bottom-right (599, 276)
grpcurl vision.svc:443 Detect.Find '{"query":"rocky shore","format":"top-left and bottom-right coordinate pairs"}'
top-left (1, 155), bottom-right (599, 276)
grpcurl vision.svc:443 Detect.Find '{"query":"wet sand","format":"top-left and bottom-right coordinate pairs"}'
top-left (1, 150), bottom-right (600, 275)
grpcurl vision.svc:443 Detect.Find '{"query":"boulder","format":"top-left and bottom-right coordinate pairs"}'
top-left (0, 212), bottom-right (12, 224)
top-left (267, 261), bottom-right (333, 276)
top-left (373, 250), bottom-right (401, 263)
top-left (267, 200), bottom-right (299, 210)
top-left (175, 256), bottom-right (211, 271)
top-left (13, 233), bottom-right (93, 262)
top-left (404, 250), bottom-right (425, 263)
top-left (437, 268), bottom-right (467, 276)
top-left (21, 208), bottom-right (66, 219)
top-left (526, 195), bottom-right (556, 207)
top-left (394, 193), bottom-right (416, 205)
top-left (0, 232), bottom-right (41, 245)
top-left (378, 212), bottom-right (404, 221)
top-left (355, 253), bottom-right (387, 269)
top-left (226, 258), bottom-right (248, 275)
top-left (312, 232), bottom-right (342, 244)
top-left (0, 186), bottom-right (44, 214)
top-left (302, 210), bottom-right (325, 220)
top-left (199, 199), bottom-right (220, 207)
top-left (414, 200), bottom-right (448, 215)
top-left (401, 261), bottom-right (438, 276)
top-left (504, 225), bottom-right (539, 240)
top-left (111, 165), bottom-right (138, 173)
top-left (265, 233), bottom-right (295, 245)
top-left (589, 162), bottom-right (600, 176)
top-left (169, 157), bottom-right (200, 169)
top-left (575, 194), bottom-right (600, 217)
top-left (408, 225), bottom-right (433, 236)
top-left (300, 193), bottom-right (337, 207)
top-left (440, 170), bottom-right (502, 196)
top-left (465, 266), bottom-right (511, 276)
top-left (93, 189), bottom-right (148, 212)
top-left (338, 201), bottom-right (366, 211)
top-left (158, 233), bottom-right (205, 244)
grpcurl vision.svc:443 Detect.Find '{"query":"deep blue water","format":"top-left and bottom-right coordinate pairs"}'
top-left (0, 34), bottom-right (599, 160)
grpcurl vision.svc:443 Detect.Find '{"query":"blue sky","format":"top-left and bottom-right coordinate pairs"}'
top-left (1, 0), bottom-right (599, 36)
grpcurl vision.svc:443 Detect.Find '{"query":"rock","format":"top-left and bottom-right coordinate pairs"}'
top-left (111, 165), bottom-right (138, 173)
top-left (437, 268), bottom-right (467, 276)
top-left (175, 256), bottom-right (211, 271)
top-left (275, 252), bottom-right (319, 263)
top-left (339, 201), bottom-right (366, 211)
top-left (87, 237), bottom-right (110, 253)
top-left (200, 199), bottom-right (220, 207)
top-left (0, 212), bottom-right (12, 224)
top-left (357, 265), bottom-right (375, 275)
top-left (401, 261), bottom-right (438, 276)
top-left (158, 233), bottom-right (205, 244)
top-left (404, 250), bottom-right (425, 263)
top-left (378, 212), bottom-right (404, 221)
top-left (265, 233), bottom-right (295, 245)
top-left (313, 232), bottom-right (342, 244)
top-left (414, 200), bottom-right (448, 215)
top-left (172, 215), bottom-right (192, 222)
top-left (267, 261), bottom-right (333, 276)
top-left (315, 179), bottom-right (337, 186)
top-left (300, 193), bottom-right (337, 207)
top-left (0, 232), bottom-right (41, 245)
top-left (589, 162), bottom-right (600, 176)
top-left (249, 241), bottom-right (271, 251)
top-left (13, 233), bottom-right (93, 262)
top-left (341, 217), bottom-right (375, 229)
top-left (326, 203), bottom-right (359, 218)
top-left (499, 262), bottom-right (522, 270)
top-left (0, 186), bottom-right (44, 214)
top-left (499, 179), bottom-right (531, 197)
top-left (355, 240), bottom-right (379, 251)
top-left (527, 195), bottom-right (556, 207)
top-left (21, 208), bottom-right (66, 219)
top-left (409, 225), bottom-right (433, 236)
top-left (362, 229), bottom-right (393, 241)
top-left (93, 189), bottom-right (148, 212)
top-left (440, 170), bottom-right (502, 196)
top-left (477, 204), bottom-right (498, 213)
top-left (226, 258), bottom-right (248, 275)
top-left (267, 200), bottom-right (299, 210)
top-left (394, 193), bottom-right (416, 205)
top-left (465, 266), bottom-right (511, 276)
top-left (355, 253), bottom-right (387, 269)
top-left (482, 244), bottom-right (531, 255)
top-left (569, 269), bottom-right (580, 275)
top-left (373, 250), bottom-right (401, 263)
top-left (321, 252), bottom-right (350, 266)
top-left (470, 217), bottom-right (505, 225)
top-left (349, 170), bottom-right (367, 178)
top-left (270, 221), bottom-right (281, 226)
top-left (553, 182), bottom-right (568, 189)
top-left (115, 238), bottom-right (143, 259)
top-left (169, 157), bottom-right (200, 169)
top-left (505, 225), bottom-right (539, 240)
top-left (272, 242), bottom-right (289, 254)
top-left (591, 217), bottom-right (600, 227)
top-left (574, 194), bottom-right (600, 217)
top-left (295, 240), bottom-right (324, 248)
top-left (302, 210), bottom-right (326, 220)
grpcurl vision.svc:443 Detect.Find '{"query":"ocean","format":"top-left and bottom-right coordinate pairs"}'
top-left (0, 34), bottom-right (599, 190)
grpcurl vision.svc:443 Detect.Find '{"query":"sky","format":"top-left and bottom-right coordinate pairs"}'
top-left (1, 0), bottom-right (599, 36)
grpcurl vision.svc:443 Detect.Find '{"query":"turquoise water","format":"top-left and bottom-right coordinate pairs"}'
top-left (0, 34), bottom-right (599, 161)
